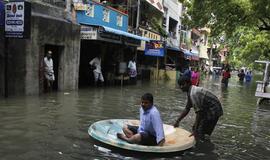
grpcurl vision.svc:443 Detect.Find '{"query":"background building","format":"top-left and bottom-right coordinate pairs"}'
top-left (74, 0), bottom-right (148, 86)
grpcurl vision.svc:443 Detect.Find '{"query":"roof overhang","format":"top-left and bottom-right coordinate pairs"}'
top-left (101, 26), bottom-right (150, 42)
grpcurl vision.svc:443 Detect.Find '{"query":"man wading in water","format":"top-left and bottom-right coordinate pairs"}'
top-left (174, 76), bottom-right (223, 140)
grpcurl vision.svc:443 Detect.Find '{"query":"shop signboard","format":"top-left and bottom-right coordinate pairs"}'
top-left (144, 40), bottom-right (165, 57)
top-left (5, 1), bottom-right (31, 38)
top-left (0, 1), bottom-right (4, 26)
top-left (123, 36), bottom-right (141, 47)
top-left (80, 25), bottom-right (98, 40)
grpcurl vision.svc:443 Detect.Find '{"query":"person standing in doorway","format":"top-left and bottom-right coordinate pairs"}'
top-left (89, 55), bottom-right (104, 86)
top-left (128, 57), bottom-right (137, 84)
top-left (44, 50), bottom-right (55, 91)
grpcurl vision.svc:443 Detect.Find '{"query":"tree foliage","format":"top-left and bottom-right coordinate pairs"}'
top-left (180, 0), bottom-right (270, 68)
top-left (181, 0), bottom-right (270, 35)
top-left (227, 27), bottom-right (270, 68)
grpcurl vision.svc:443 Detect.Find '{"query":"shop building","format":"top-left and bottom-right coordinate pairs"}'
top-left (128, 0), bottom-right (166, 81)
top-left (74, 1), bottom-right (148, 87)
top-left (0, 1), bottom-right (81, 97)
top-left (162, 0), bottom-right (184, 81)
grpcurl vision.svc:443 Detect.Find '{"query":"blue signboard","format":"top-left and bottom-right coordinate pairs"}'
top-left (0, 1), bottom-right (4, 26)
top-left (144, 40), bottom-right (165, 57)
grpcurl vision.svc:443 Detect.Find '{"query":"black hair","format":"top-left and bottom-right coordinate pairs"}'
top-left (141, 93), bottom-right (153, 103)
top-left (177, 76), bottom-right (191, 86)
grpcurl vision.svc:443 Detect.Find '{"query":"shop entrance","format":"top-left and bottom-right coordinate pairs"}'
top-left (41, 45), bottom-right (62, 92)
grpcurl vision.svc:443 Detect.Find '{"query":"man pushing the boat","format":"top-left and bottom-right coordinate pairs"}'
top-left (174, 76), bottom-right (223, 140)
top-left (117, 93), bottom-right (165, 146)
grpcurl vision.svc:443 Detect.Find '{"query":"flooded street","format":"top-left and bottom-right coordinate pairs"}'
top-left (0, 75), bottom-right (269, 160)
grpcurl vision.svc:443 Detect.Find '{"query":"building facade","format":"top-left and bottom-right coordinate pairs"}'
top-left (0, 1), bottom-right (81, 97)
top-left (0, 0), bottom-right (4, 97)
top-left (74, 0), bottom-right (148, 86)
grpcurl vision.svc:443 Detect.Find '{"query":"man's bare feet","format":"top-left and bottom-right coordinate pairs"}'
top-left (116, 133), bottom-right (126, 141)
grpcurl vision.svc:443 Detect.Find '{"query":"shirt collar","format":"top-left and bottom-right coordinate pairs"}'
top-left (142, 105), bottom-right (153, 114)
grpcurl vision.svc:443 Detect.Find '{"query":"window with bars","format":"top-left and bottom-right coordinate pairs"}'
top-left (116, 14), bottom-right (123, 27)
top-left (86, 3), bottom-right (94, 17)
top-left (102, 8), bottom-right (110, 22)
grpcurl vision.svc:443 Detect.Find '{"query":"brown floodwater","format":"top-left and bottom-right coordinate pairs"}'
top-left (0, 74), bottom-right (269, 160)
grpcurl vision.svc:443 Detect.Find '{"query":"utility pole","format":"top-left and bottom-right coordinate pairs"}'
top-left (136, 0), bottom-right (140, 34)
top-left (135, 0), bottom-right (141, 67)
top-left (209, 37), bottom-right (214, 74)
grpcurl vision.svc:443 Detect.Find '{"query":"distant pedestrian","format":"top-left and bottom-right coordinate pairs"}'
top-left (128, 57), bottom-right (137, 84)
top-left (174, 76), bottom-right (223, 140)
top-left (213, 69), bottom-right (219, 79)
top-left (89, 55), bottom-right (104, 86)
top-left (191, 68), bottom-right (200, 86)
top-left (245, 71), bottom-right (252, 82)
top-left (44, 50), bottom-right (55, 91)
top-left (221, 68), bottom-right (231, 87)
top-left (238, 69), bottom-right (245, 82)
top-left (183, 67), bottom-right (192, 80)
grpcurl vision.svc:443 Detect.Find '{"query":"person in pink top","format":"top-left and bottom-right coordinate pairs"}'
top-left (191, 68), bottom-right (200, 86)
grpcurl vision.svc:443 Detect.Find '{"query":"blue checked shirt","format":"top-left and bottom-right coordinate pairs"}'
top-left (138, 105), bottom-right (165, 144)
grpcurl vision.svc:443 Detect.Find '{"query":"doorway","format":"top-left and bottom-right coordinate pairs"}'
top-left (43, 45), bottom-right (61, 92)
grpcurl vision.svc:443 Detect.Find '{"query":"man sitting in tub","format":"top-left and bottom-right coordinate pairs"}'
top-left (117, 93), bottom-right (165, 146)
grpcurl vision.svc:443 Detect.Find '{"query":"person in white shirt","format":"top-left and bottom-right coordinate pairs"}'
top-left (128, 57), bottom-right (137, 84)
top-left (44, 51), bottom-right (55, 91)
top-left (89, 55), bottom-right (104, 86)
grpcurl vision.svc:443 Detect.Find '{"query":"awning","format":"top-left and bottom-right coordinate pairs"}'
top-left (182, 49), bottom-right (192, 56)
top-left (190, 50), bottom-right (199, 61)
top-left (192, 55), bottom-right (200, 61)
top-left (181, 49), bottom-right (199, 61)
top-left (100, 26), bottom-right (150, 42)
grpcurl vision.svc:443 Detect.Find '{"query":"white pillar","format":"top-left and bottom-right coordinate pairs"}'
top-left (66, 0), bottom-right (71, 11)
top-left (136, 0), bottom-right (140, 31)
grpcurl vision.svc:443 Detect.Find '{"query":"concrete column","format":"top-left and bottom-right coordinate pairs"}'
top-left (66, 0), bottom-right (71, 11)
top-left (165, 14), bottom-right (169, 33)
top-left (0, 28), bottom-right (4, 97)
top-left (136, 0), bottom-right (140, 33)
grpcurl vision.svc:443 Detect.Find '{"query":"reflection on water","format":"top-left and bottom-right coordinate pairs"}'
top-left (0, 75), bottom-right (269, 160)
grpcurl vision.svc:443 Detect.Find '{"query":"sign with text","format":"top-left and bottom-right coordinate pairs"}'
top-left (144, 40), bottom-right (165, 57)
top-left (80, 25), bottom-right (98, 40)
top-left (5, 1), bottom-right (31, 38)
top-left (0, 1), bottom-right (4, 26)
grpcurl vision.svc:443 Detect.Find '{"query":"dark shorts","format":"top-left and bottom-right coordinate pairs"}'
top-left (127, 125), bottom-right (157, 146)
top-left (196, 117), bottom-right (219, 139)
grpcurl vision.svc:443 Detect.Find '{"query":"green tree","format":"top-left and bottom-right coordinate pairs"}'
top-left (181, 0), bottom-right (270, 35)
top-left (227, 27), bottom-right (270, 69)
top-left (179, 0), bottom-right (270, 68)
